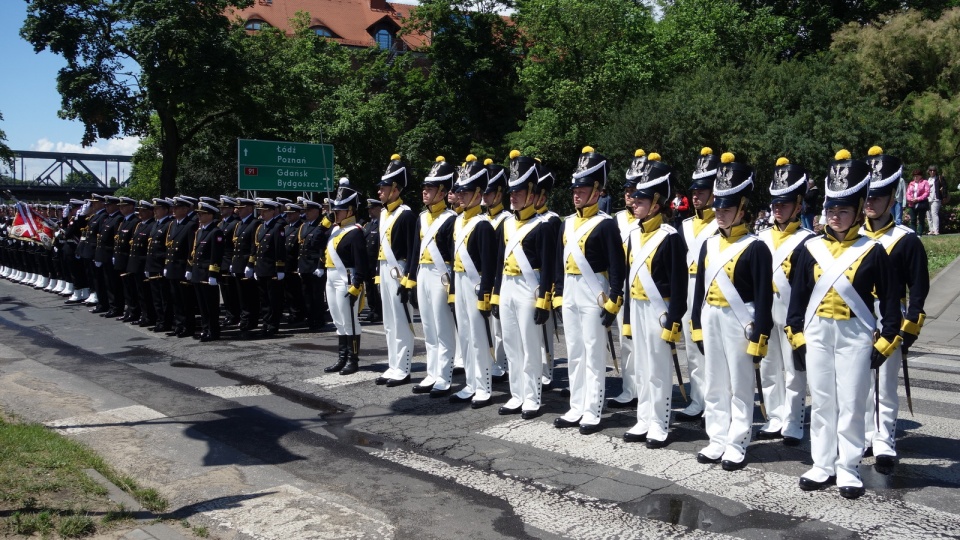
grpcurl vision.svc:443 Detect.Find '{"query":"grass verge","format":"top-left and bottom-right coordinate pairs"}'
top-left (921, 234), bottom-right (960, 278)
top-left (0, 413), bottom-right (168, 537)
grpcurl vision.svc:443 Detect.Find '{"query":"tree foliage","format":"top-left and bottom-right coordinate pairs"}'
top-left (0, 111), bottom-right (13, 171)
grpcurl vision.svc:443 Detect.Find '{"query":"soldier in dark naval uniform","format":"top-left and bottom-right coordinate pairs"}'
top-left (298, 198), bottom-right (332, 331)
top-left (282, 203), bottom-right (306, 325)
top-left (217, 196), bottom-right (241, 327)
top-left (146, 198), bottom-right (174, 332)
top-left (96, 196), bottom-right (124, 317)
top-left (128, 199), bottom-right (156, 327)
top-left (249, 199), bottom-right (286, 338)
top-left (233, 198), bottom-right (261, 334)
top-left (191, 201), bottom-right (226, 342)
top-left (165, 197), bottom-right (199, 338)
top-left (113, 197), bottom-right (141, 322)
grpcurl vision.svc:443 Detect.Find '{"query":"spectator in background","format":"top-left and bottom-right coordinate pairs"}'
top-left (598, 188), bottom-right (612, 214)
top-left (670, 190), bottom-right (690, 228)
top-left (894, 172), bottom-right (906, 225)
top-left (927, 165), bottom-right (947, 235)
top-left (907, 169), bottom-right (930, 235)
top-left (801, 177), bottom-right (820, 230)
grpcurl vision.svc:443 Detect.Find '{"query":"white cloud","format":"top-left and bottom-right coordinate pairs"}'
top-left (30, 136), bottom-right (141, 156)
top-left (2, 136), bottom-right (140, 182)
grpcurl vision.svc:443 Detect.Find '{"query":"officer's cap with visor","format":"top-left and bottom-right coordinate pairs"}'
top-left (865, 146), bottom-right (903, 199)
top-left (284, 203), bottom-right (303, 213)
top-left (69, 199), bottom-right (84, 207)
top-left (379, 154), bottom-right (409, 190)
top-left (571, 146), bottom-right (609, 190)
top-left (256, 199), bottom-right (281, 210)
top-left (136, 200), bottom-right (154, 211)
top-left (152, 198), bottom-right (172, 208)
top-left (507, 150), bottom-right (539, 193)
top-left (219, 196), bottom-right (237, 207)
top-left (535, 162), bottom-right (554, 194)
top-left (104, 195), bottom-right (121, 205)
top-left (453, 155), bottom-right (489, 193)
top-left (631, 153), bottom-right (672, 207)
top-left (624, 149), bottom-right (648, 192)
top-left (823, 149), bottom-right (871, 210)
top-left (484, 158), bottom-right (507, 195)
top-left (690, 147), bottom-right (721, 191)
top-left (118, 196), bottom-right (137, 206)
top-left (712, 153), bottom-right (754, 209)
top-left (769, 157), bottom-right (808, 204)
top-left (199, 196), bottom-right (219, 207)
top-left (331, 186), bottom-right (361, 211)
top-left (423, 156), bottom-right (456, 192)
top-left (235, 197), bottom-right (256, 207)
top-left (197, 201), bottom-right (220, 215)
top-left (301, 198), bottom-right (322, 211)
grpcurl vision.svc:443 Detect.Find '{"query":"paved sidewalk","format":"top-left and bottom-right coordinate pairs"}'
top-left (912, 254), bottom-right (960, 352)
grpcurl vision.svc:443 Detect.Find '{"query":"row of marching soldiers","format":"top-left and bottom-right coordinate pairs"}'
top-left (368, 144), bottom-right (927, 501)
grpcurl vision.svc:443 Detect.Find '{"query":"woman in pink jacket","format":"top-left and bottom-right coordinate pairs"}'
top-left (906, 169), bottom-right (930, 235)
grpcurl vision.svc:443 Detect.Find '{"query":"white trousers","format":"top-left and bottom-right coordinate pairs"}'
top-left (612, 306), bottom-right (636, 402)
top-left (561, 273), bottom-right (608, 426)
top-left (325, 268), bottom-right (360, 336)
top-left (865, 343), bottom-right (903, 457)
top-left (454, 272), bottom-right (493, 401)
top-left (416, 265), bottom-right (456, 390)
top-left (628, 299), bottom-right (672, 441)
top-left (492, 316), bottom-right (507, 376)
top-left (804, 317), bottom-right (873, 488)
top-left (501, 275), bottom-right (543, 411)
top-left (927, 199), bottom-right (941, 233)
top-left (540, 309), bottom-right (557, 384)
top-left (701, 304), bottom-right (755, 463)
top-left (380, 261), bottom-right (414, 380)
top-left (760, 320), bottom-right (807, 439)
top-left (682, 275), bottom-right (705, 414)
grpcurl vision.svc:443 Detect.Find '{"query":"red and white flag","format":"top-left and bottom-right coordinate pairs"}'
top-left (9, 202), bottom-right (55, 248)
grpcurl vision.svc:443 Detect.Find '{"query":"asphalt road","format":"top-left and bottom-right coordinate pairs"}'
top-left (1, 279), bottom-right (959, 539)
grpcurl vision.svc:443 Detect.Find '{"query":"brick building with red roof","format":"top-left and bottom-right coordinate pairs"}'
top-left (229, 0), bottom-right (428, 51)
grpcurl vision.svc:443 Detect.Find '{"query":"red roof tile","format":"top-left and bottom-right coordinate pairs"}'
top-left (228, 0), bottom-right (428, 50)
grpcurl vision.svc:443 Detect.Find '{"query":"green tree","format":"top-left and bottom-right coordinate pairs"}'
top-left (0, 111), bottom-right (12, 171)
top-left (117, 116), bottom-right (161, 200)
top-left (21, 0), bottom-right (253, 197)
top-left (63, 171), bottom-right (99, 187)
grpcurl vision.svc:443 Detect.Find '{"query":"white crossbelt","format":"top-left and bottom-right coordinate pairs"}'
top-left (628, 227), bottom-right (670, 313)
top-left (861, 224), bottom-right (908, 255)
top-left (701, 235), bottom-right (757, 332)
top-left (455, 214), bottom-right (484, 289)
top-left (419, 210), bottom-right (455, 278)
top-left (380, 204), bottom-right (410, 279)
top-left (563, 215), bottom-right (608, 302)
top-left (803, 237), bottom-right (877, 332)
top-left (683, 218), bottom-right (718, 270)
top-left (327, 225), bottom-right (360, 280)
top-left (617, 211), bottom-right (640, 244)
top-left (765, 230), bottom-right (812, 305)
top-left (503, 217), bottom-right (542, 292)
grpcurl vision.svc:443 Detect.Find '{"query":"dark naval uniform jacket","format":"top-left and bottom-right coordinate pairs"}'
top-left (145, 215), bottom-right (172, 275)
top-left (164, 217), bottom-right (199, 281)
top-left (191, 221), bottom-right (225, 283)
top-left (251, 215), bottom-right (286, 278)
top-left (127, 217), bottom-right (154, 274)
top-left (232, 215), bottom-right (260, 273)
top-left (113, 213), bottom-right (140, 272)
top-left (297, 216), bottom-right (332, 274)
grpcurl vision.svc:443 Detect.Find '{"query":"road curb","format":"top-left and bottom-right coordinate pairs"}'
top-left (84, 469), bottom-right (191, 540)
top-left (925, 253), bottom-right (960, 319)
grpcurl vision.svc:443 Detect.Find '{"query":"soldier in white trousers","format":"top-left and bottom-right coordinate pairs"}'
top-left (786, 149), bottom-right (903, 499)
top-left (448, 155), bottom-right (498, 408)
top-left (374, 155), bottom-right (418, 387)
top-left (402, 157), bottom-right (457, 397)
top-left (553, 147), bottom-right (625, 435)
top-left (621, 156), bottom-right (687, 448)
top-left (691, 153), bottom-right (773, 470)
top-left (756, 157), bottom-right (814, 445)
top-left (483, 160), bottom-right (510, 383)
top-left (608, 149), bottom-right (644, 409)
top-left (861, 146), bottom-right (929, 473)
top-left (533, 163), bottom-right (561, 389)
top-left (677, 147), bottom-right (720, 422)
top-left (492, 151), bottom-right (556, 418)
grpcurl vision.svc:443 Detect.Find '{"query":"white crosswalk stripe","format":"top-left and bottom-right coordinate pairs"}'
top-left (45, 405), bottom-right (166, 435)
top-left (304, 371), bottom-right (382, 388)
top-left (198, 385), bottom-right (272, 398)
top-left (480, 420), bottom-right (960, 539)
top-left (372, 448), bottom-right (734, 539)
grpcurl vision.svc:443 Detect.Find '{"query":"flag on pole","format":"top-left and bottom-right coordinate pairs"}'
top-left (9, 201), bottom-right (55, 248)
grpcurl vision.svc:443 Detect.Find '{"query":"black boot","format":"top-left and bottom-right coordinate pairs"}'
top-left (340, 335), bottom-right (360, 375)
top-left (324, 335), bottom-right (349, 373)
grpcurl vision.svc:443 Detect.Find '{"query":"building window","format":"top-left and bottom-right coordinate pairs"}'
top-left (245, 19), bottom-right (267, 31)
top-left (375, 29), bottom-right (393, 49)
top-left (312, 26), bottom-right (332, 37)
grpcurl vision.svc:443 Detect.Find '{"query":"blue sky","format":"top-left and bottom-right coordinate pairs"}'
top-left (0, 2), bottom-right (137, 180)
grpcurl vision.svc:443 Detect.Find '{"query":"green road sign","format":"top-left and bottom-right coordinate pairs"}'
top-left (237, 139), bottom-right (335, 192)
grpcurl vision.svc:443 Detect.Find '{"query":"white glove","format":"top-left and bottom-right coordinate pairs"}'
top-left (185, 271), bottom-right (192, 281)
top-left (208, 277), bottom-right (218, 286)
top-left (53, 247), bottom-right (58, 253)
top-left (244, 266), bottom-right (254, 279)
top-left (112, 257), bottom-right (116, 265)
top-left (277, 272), bottom-right (285, 281)
top-left (95, 261), bottom-right (102, 268)
top-left (254, 273), bottom-right (259, 280)
top-left (313, 268), bottom-right (324, 278)
top-left (144, 272), bottom-right (150, 278)
top-left (229, 265), bottom-right (234, 273)
top-left (163, 268), bottom-right (169, 278)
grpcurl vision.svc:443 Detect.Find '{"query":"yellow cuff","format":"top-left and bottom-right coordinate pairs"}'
top-left (275, 262), bottom-right (285, 267)
top-left (347, 285), bottom-right (362, 297)
top-left (552, 296), bottom-right (563, 309)
top-left (401, 277), bottom-right (417, 288)
top-left (603, 296), bottom-right (623, 314)
top-left (477, 300), bottom-right (490, 311)
top-left (875, 335), bottom-right (903, 357)
top-left (491, 294), bottom-right (500, 306)
top-left (623, 324), bottom-right (632, 338)
top-left (248, 256), bottom-right (256, 264)
top-left (660, 321), bottom-right (682, 343)
top-left (374, 275), bottom-right (381, 285)
top-left (785, 327), bottom-right (806, 350)
top-left (535, 297), bottom-right (551, 310)
top-left (901, 313), bottom-right (925, 336)
top-left (746, 334), bottom-right (769, 357)
top-left (447, 293), bottom-right (455, 304)
top-left (208, 265), bottom-right (220, 273)
top-left (691, 328), bottom-right (703, 342)
top-left (321, 217), bottom-right (332, 228)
